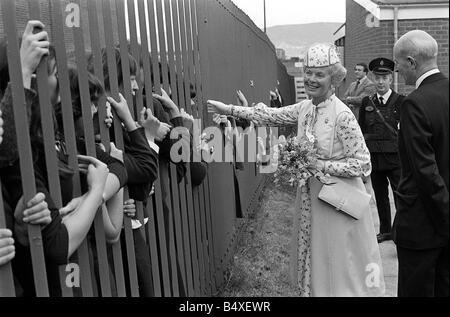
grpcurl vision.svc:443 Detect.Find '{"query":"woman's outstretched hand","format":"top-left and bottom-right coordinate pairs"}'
top-left (207, 100), bottom-right (231, 116)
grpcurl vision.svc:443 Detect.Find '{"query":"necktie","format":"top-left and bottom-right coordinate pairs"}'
top-left (379, 96), bottom-right (384, 105)
top-left (354, 80), bottom-right (360, 91)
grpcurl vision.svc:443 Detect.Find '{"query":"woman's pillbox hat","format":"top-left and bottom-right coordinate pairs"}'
top-left (306, 43), bottom-right (341, 67)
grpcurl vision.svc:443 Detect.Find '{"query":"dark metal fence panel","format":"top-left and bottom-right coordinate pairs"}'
top-left (0, 0), bottom-right (294, 297)
top-left (146, 0), bottom-right (173, 297)
top-left (177, 0), bottom-right (203, 296)
top-left (1, 0), bottom-right (50, 297)
top-left (129, 0), bottom-right (164, 297)
top-left (170, 0), bottom-right (196, 297)
top-left (191, 0), bottom-right (218, 295)
top-left (71, 0), bottom-right (114, 297)
top-left (50, 0), bottom-right (94, 297)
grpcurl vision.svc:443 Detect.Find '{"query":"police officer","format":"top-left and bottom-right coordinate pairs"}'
top-left (359, 57), bottom-right (404, 243)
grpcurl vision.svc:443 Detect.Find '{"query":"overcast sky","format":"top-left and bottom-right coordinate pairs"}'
top-left (230, 0), bottom-right (346, 28)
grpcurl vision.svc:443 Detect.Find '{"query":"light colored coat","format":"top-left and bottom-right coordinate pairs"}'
top-left (232, 95), bottom-right (385, 296)
top-left (343, 76), bottom-right (376, 107)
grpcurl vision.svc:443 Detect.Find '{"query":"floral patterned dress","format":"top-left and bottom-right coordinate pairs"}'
top-left (231, 95), bottom-right (384, 297)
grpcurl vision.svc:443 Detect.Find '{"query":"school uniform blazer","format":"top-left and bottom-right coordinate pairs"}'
top-left (122, 127), bottom-right (159, 201)
top-left (393, 72), bottom-right (449, 250)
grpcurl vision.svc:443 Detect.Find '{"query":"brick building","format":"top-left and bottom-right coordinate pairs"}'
top-left (336, 0), bottom-right (449, 98)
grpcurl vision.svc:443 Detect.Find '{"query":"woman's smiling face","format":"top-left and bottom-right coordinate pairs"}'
top-left (304, 67), bottom-right (333, 99)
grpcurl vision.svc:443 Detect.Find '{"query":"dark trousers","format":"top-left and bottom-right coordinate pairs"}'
top-left (371, 167), bottom-right (401, 234)
top-left (397, 243), bottom-right (449, 297)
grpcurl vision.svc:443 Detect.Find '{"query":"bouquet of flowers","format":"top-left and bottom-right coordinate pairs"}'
top-left (274, 134), bottom-right (329, 188)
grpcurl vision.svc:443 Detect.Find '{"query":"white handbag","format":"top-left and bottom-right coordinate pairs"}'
top-left (318, 176), bottom-right (371, 220)
top-left (317, 110), bottom-right (371, 220)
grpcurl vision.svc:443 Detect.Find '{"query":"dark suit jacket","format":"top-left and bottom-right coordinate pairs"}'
top-left (393, 72), bottom-right (449, 249)
top-left (122, 128), bottom-right (159, 201)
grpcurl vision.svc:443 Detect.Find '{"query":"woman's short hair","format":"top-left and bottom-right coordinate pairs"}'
top-left (328, 63), bottom-right (347, 87)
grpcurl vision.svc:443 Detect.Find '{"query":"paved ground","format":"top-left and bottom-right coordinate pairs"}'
top-left (368, 182), bottom-right (398, 297)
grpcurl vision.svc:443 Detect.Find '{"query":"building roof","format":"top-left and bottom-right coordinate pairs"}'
top-left (333, 23), bottom-right (346, 36)
top-left (353, 0), bottom-right (449, 21)
top-left (375, 0), bottom-right (448, 5)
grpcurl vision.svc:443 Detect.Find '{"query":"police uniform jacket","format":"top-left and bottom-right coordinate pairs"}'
top-left (359, 90), bottom-right (404, 171)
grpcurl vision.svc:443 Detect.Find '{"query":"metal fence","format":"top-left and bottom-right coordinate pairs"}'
top-left (0, 0), bottom-right (294, 297)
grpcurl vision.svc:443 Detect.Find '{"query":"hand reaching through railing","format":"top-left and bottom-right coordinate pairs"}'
top-left (179, 108), bottom-right (194, 131)
top-left (123, 199), bottom-right (136, 218)
top-left (212, 113), bottom-right (229, 126)
top-left (139, 107), bottom-right (171, 142)
top-left (107, 93), bottom-right (137, 132)
top-left (152, 87), bottom-right (180, 119)
top-left (108, 142), bottom-right (123, 163)
top-left (77, 155), bottom-right (109, 193)
top-left (20, 20), bottom-right (50, 89)
top-left (0, 109), bottom-right (3, 145)
top-left (13, 192), bottom-right (52, 246)
top-left (14, 193), bottom-right (52, 226)
top-left (59, 195), bottom-right (84, 220)
top-left (0, 229), bottom-right (15, 266)
top-left (104, 101), bottom-right (114, 128)
top-left (236, 90), bottom-right (248, 107)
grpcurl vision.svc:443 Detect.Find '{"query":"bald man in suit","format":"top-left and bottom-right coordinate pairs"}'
top-left (393, 30), bottom-right (449, 297)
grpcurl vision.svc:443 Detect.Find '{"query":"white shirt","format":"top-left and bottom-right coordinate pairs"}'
top-left (377, 89), bottom-right (392, 104)
top-left (416, 68), bottom-right (440, 89)
top-left (147, 140), bottom-right (159, 154)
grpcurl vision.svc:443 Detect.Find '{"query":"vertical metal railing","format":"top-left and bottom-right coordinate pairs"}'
top-left (1, 0), bottom-right (49, 297)
top-left (50, 0), bottom-right (93, 297)
top-left (0, 0), bottom-right (294, 297)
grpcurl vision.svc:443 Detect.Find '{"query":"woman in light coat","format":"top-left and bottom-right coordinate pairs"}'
top-left (207, 43), bottom-right (385, 297)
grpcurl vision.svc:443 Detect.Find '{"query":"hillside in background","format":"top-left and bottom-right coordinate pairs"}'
top-left (266, 22), bottom-right (343, 58)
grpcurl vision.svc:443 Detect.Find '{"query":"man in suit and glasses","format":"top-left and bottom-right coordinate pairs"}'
top-left (359, 57), bottom-right (404, 244)
top-left (393, 30), bottom-right (449, 297)
top-left (343, 62), bottom-right (376, 120)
